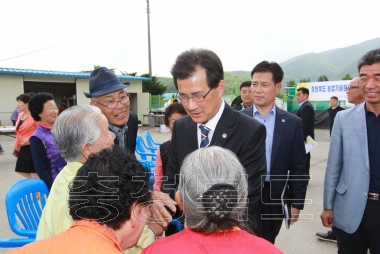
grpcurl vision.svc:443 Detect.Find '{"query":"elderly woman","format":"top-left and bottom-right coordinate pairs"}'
top-left (36, 105), bottom-right (164, 254)
top-left (143, 147), bottom-right (283, 254)
top-left (13, 93), bottom-right (39, 178)
top-left (10, 146), bottom-right (151, 253)
top-left (29, 93), bottom-right (66, 189)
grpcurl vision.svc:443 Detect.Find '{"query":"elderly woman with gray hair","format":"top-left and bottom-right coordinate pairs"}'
top-left (142, 146), bottom-right (282, 254)
top-left (36, 105), bottom-right (162, 254)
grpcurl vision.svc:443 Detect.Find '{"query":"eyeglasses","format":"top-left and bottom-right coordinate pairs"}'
top-left (92, 93), bottom-right (130, 109)
top-left (176, 88), bottom-right (213, 103)
top-left (347, 86), bottom-right (359, 91)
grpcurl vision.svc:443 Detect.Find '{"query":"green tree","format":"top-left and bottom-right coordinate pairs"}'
top-left (140, 73), bottom-right (167, 95)
top-left (276, 92), bottom-right (285, 99)
top-left (318, 75), bottom-right (329, 82)
top-left (299, 78), bottom-right (310, 83)
top-left (82, 65), bottom-right (115, 73)
top-left (342, 73), bottom-right (352, 80)
top-left (157, 77), bottom-right (176, 93)
top-left (120, 71), bottom-right (137, 76)
top-left (287, 79), bottom-right (295, 87)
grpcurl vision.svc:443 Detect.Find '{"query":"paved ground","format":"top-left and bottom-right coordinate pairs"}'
top-left (0, 128), bottom-right (337, 253)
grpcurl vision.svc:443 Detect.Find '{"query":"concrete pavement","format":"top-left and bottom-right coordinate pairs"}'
top-left (0, 128), bottom-right (337, 253)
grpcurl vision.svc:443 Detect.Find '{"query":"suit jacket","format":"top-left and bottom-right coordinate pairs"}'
top-left (231, 104), bottom-right (243, 111)
top-left (113, 111), bottom-right (138, 154)
top-left (296, 100), bottom-right (315, 140)
top-left (323, 103), bottom-right (369, 234)
top-left (163, 102), bottom-right (267, 225)
top-left (241, 106), bottom-right (307, 215)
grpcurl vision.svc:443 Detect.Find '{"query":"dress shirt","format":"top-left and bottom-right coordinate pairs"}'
top-left (109, 123), bottom-right (128, 148)
top-left (365, 104), bottom-right (380, 194)
top-left (253, 104), bottom-right (276, 181)
top-left (197, 100), bottom-right (225, 148)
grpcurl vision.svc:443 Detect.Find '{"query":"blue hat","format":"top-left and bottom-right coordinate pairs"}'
top-left (84, 67), bottom-right (131, 98)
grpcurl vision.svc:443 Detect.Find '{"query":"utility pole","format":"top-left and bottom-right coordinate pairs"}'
top-left (146, 0), bottom-right (152, 76)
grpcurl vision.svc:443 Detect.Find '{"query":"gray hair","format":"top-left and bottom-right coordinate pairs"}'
top-left (178, 146), bottom-right (248, 233)
top-left (357, 48), bottom-right (380, 72)
top-left (52, 105), bottom-right (104, 162)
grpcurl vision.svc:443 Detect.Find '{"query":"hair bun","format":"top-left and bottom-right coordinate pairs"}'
top-left (199, 183), bottom-right (238, 221)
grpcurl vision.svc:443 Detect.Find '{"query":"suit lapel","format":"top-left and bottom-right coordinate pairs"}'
top-left (185, 117), bottom-right (199, 150)
top-left (353, 103), bottom-right (369, 169)
top-left (271, 107), bottom-right (286, 167)
top-left (212, 103), bottom-right (234, 147)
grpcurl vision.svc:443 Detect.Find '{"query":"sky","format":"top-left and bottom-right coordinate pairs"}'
top-left (1, 0), bottom-right (379, 77)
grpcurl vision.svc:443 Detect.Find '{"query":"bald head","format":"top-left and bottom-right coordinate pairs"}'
top-left (346, 77), bottom-right (364, 105)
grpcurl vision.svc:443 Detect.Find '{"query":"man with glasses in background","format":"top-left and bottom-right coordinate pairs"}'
top-left (346, 77), bottom-right (365, 106)
top-left (84, 67), bottom-right (138, 154)
top-left (161, 48), bottom-right (267, 235)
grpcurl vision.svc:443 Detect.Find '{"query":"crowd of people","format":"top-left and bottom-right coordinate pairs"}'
top-left (3, 47), bottom-right (380, 254)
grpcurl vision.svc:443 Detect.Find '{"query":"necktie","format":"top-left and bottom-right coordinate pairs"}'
top-left (199, 125), bottom-right (211, 148)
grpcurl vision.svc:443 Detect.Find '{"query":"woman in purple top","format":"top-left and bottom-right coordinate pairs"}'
top-left (29, 93), bottom-right (66, 189)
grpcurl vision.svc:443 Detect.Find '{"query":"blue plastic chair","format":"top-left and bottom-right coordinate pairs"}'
top-left (145, 131), bottom-right (162, 148)
top-left (0, 178), bottom-right (49, 248)
top-left (137, 134), bottom-right (157, 153)
top-left (138, 159), bottom-right (155, 190)
top-left (136, 135), bottom-right (157, 164)
top-left (171, 219), bottom-right (183, 232)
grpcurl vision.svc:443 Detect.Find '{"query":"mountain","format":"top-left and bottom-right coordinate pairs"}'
top-left (159, 38), bottom-right (380, 93)
top-left (227, 38), bottom-right (380, 84)
top-left (280, 38), bottom-right (380, 83)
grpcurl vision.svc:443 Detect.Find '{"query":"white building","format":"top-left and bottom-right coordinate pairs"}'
top-left (0, 67), bottom-right (151, 126)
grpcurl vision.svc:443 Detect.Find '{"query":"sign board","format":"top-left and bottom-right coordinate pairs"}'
top-left (297, 80), bottom-right (350, 102)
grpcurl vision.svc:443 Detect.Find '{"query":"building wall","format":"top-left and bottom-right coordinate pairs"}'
top-left (0, 75), bottom-right (24, 126)
top-left (0, 74), bottom-right (149, 126)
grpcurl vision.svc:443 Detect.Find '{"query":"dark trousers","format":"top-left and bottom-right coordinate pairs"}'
top-left (260, 184), bottom-right (283, 244)
top-left (336, 199), bottom-right (380, 254)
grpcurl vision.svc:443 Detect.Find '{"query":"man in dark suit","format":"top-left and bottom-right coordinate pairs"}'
top-left (241, 61), bottom-right (307, 243)
top-left (84, 67), bottom-right (138, 154)
top-left (295, 87), bottom-right (315, 182)
top-left (162, 48), bottom-right (267, 234)
top-left (232, 81), bottom-right (254, 111)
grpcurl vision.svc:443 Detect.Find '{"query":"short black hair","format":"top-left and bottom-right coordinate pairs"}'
top-left (16, 93), bottom-right (31, 104)
top-left (251, 61), bottom-right (284, 84)
top-left (240, 81), bottom-right (251, 90)
top-left (171, 48), bottom-right (224, 90)
top-left (164, 103), bottom-right (187, 127)
top-left (68, 146), bottom-right (151, 230)
top-left (357, 48), bottom-right (380, 72)
top-left (28, 92), bottom-right (55, 121)
top-left (297, 87), bottom-right (309, 95)
top-left (330, 96), bottom-right (338, 101)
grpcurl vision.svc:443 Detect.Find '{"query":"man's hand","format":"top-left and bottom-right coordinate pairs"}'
top-left (290, 207), bottom-right (300, 225)
top-left (149, 191), bottom-right (177, 228)
top-left (320, 209), bottom-right (334, 227)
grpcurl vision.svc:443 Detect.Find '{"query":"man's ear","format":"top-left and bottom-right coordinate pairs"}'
top-left (276, 82), bottom-right (282, 93)
top-left (175, 190), bottom-right (183, 211)
top-left (217, 80), bottom-right (225, 98)
top-left (90, 100), bottom-right (97, 106)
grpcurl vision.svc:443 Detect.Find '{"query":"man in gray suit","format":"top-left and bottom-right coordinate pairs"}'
top-left (316, 76), bottom-right (365, 243)
top-left (321, 48), bottom-right (380, 253)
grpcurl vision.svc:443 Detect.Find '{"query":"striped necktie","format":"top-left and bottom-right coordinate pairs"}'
top-left (199, 125), bottom-right (211, 148)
